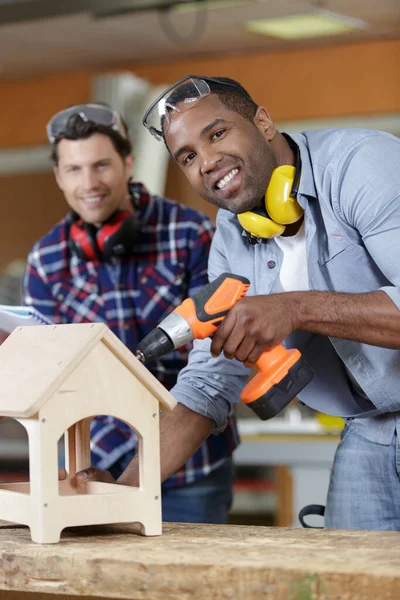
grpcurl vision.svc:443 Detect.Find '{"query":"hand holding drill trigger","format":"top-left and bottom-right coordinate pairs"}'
top-left (136, 273), bottom-right (313, 420)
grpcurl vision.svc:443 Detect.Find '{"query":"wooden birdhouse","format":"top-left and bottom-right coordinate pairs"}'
top-left (0, 323), bottom-right (176, 543)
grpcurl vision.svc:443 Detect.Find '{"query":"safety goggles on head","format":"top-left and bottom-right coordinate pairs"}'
top-left (46, 103), bottom-right (124, 143)
top-left (142, 75), bottom-right (243, 142)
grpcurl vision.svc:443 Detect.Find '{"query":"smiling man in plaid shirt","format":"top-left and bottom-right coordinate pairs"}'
top-left (23, 103), bottom-right (239, 523)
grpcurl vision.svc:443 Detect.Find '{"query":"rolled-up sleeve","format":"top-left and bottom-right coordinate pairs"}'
top-left (171, 337), bottom-right (250, 432)
top-left (171, 219), bottom-right (251, 432)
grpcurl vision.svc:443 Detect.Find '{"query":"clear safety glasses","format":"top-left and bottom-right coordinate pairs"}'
top-left (142, 76), bottom-right (240, 141)
top-left (46, 103), bottom-right (124, 143)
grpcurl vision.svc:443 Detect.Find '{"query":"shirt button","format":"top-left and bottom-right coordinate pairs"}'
top-left (124, 325), bottom-right (130, 331)
top-left (267, 261), bottom-right (276, 269)
top-left (118, 283), bottom-right (124, 290)
top-left (57, 294), bottom-right (64, 301)
top-left (141, 277), bottom-right (148, 284)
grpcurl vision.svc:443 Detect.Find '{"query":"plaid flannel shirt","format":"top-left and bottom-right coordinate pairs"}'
top-left (24, 183), bottom-right (239, 489)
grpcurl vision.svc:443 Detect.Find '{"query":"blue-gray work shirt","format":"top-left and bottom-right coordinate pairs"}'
top-left (171, 128), bottom-right (400, 445)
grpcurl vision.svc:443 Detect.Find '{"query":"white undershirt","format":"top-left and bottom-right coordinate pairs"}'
top-left (271, 221), bottom-right (369, 401)
top-left (271, 221), bottom-right (309, 293)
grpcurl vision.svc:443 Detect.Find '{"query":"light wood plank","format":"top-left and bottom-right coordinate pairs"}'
top-left (0, 323), bottom-right (176, 417)
top-left (0, 323), bottom-right (107, 417)
top-left (0, 522), bottom-right (399, 599)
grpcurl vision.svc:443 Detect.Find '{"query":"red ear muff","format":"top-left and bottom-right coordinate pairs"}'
top-left (70, 211), bottom-right (141, 261)
top-left (97, 211), bottom-right (141, 258)
top-left (70, 220), bottom-right (98, 261)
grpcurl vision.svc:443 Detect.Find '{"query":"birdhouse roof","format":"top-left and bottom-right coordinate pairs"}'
top-left (0, 323), bottom-right (176, 417)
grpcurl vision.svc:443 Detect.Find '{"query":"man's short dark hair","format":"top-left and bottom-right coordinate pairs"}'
top-left (163, 76), bottom-right (258, 146)
top-left (206, 77), bottom-right (258, 121)
top-left (51, 114), bottom-right (132, 165)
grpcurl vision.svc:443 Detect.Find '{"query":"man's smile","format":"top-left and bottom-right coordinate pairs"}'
top-left (81, 195), bottom-right (106, 208)
top-left (210, 167), bottom-right (242, 199)
top-left (215, 168), bottom-right (239, 190)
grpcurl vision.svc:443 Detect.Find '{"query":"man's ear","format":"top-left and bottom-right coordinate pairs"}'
top-left (254, 106), bottom-right (276, 141)
top-left (124, 154), bottom-right (134, 179)
top-left (53, 167), bottom-right (64, 192)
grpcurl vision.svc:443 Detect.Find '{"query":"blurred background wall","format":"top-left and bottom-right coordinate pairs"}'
top-left (0, 38), bottom-right (399, 272)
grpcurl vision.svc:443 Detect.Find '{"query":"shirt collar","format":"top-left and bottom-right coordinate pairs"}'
top-left (283, 132), bottom-right (317, 205)
top-left (128, 181), bottom-right (153, 214)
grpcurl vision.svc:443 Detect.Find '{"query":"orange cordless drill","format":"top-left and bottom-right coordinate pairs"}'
top-left (136, 273), bottom-right (313, 420)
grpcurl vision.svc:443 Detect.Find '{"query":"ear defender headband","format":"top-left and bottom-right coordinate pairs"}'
top-left (237, 136), bottom-right (303, 243)
top-left (69, 211), bottom-right (142, 261)
top-left (69, 191), bottom-right (142, 261)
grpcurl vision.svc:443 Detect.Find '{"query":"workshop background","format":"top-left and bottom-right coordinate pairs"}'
top-left (0, 0), bottom-right (399, 528)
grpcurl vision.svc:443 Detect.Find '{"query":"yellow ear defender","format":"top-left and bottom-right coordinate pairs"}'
top-left (237, 136), bottom-right (303, 242)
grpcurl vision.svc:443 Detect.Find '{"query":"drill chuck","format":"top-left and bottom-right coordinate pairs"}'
top-left (136, 311), bottom-right (194, 363)
top-left (136, 327), bottom-right (175, 362)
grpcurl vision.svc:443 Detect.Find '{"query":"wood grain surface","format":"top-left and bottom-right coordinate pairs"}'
top-left (0, 521), bottom-right (399, 600)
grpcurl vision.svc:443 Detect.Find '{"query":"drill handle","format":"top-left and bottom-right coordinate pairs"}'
top-left (175, 272), bottom-right (250, 340)
top-left (192, 272), bottom-right (250, 322)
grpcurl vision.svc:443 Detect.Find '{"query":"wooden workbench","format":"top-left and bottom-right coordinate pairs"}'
top-left (0, 521), bottom-right (399, 600)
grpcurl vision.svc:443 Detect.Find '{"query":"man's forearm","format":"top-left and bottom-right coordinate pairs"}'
top-left (291, 289), bottom-right (400, 348)
top-left (117, 403), bottom-right (214, 486)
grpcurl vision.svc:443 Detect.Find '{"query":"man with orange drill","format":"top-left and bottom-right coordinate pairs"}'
top-left (79, 76), bottom-right (400, 531)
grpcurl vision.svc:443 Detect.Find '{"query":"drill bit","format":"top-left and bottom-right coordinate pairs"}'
top-left (135, 350), bottom-right (145, 363)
